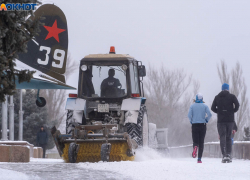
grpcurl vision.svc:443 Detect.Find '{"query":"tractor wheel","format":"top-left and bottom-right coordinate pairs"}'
top-left (101, 143), bottom-right (111, 162)
top-left (126, 105), bottom-right (148, 147)
top-left (68, 142), bottom-right (77, 163)
top-left (66, 110), bottom-right (74, 134)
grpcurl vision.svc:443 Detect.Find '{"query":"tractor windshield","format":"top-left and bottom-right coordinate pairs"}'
top-left (79, 65), bottom-right (127, 98)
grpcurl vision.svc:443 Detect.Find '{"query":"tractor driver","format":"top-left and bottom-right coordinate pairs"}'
top-left (101, 69), bottom-right (121, 97)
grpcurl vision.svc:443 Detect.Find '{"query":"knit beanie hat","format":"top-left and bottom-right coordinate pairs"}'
top-left (195, 93), bottom-right (203, 103)
top-left (222, 83), bottom-right (229, 91)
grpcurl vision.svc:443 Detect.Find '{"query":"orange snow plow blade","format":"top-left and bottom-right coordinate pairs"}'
top-left (51, 126), bottom-right (137, 163)
top-left (62, 141), bottom-right (134, 163)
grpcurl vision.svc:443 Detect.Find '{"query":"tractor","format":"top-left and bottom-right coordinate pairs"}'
top-left (51, 47), bottom-right (149, 162)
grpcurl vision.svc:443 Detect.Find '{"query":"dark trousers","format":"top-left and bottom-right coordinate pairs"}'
top-left (231, 133), bottom-right (235, 158)
top-left (217, 122), bottom-right (234, 156)
top-left (192, 123), bottom-right (207, 159)
top-left (39, 144), bottom-right (47, 158)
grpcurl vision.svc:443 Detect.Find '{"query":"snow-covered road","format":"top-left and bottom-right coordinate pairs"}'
top-left (80, 148), bottom-right (250, 180)
top-left (0, 148), bottom-right (250, 180)
top-left (0, 158), bottom-right (122, 180)
top-left (80, 158), bottom-right (250, 180)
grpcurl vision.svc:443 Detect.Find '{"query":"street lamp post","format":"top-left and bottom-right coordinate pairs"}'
top-left (1, 96), bottom-right (8, 141)
top-left (9, 95), bottom-right (14, 141)
top-left (19, 90), bottom-right (24, 141)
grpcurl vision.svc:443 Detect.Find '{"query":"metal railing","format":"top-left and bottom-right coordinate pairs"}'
top-left (169, 141), bottom-right (250, 160)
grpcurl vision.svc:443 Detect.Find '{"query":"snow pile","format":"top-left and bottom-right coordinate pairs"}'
top-left (134, 147), bottom-right (163, 161)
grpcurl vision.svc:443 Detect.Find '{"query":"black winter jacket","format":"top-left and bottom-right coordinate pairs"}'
top-left (36, 130), bottom-right (48, 145)
top-left (211, 90), bottom-right (240, 123)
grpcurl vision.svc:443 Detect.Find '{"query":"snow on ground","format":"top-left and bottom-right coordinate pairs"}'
top-left (0, 167), bottom-right (40, 180)
top-left (0, 159), bottom-right (63, 180)
top-left (1, 148), bottom-right (250, 180)
top-left (80, 147), bottom-right (250, 180)
top-left (30, 158), bottom-right (64, 164)
top-left (0, 158), bottom-right (121, 180)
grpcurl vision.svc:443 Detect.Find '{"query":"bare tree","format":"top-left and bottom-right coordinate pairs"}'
top-left (40, 54), bottom-right (78, 127)
top-left (144, 65), bottom-right (200, 146)
top-left (217, 60), bottom-right (230, 84)
top-left (217, 60), bottom-right (249, 139)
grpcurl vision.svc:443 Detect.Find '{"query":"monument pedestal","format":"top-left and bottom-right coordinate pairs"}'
top-left (0, 141), bottom-right (36, 162)
top-left (0, 144), bottom-right (30, 162)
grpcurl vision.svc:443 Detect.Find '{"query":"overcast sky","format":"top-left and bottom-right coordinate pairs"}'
top-left (42, 0), bottom-right (250, 105)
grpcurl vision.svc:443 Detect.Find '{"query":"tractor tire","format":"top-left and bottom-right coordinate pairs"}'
top-left (66, 110), bottom-right (74, 134)
top-left (101, 143), bottom-right (111, 162)
top-left (68, 142), bottom-right (77, 163)
top-left (126, 105), bottom-right (148, 147)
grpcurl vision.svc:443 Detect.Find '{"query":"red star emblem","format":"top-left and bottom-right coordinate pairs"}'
top-left (43, 20), bottom-right (66, 42)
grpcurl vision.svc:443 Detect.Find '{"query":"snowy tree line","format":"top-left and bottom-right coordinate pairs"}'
top-left (144, 66), bottom-right (199, 146)
top-left (145, 61), bottom-right (250, 146)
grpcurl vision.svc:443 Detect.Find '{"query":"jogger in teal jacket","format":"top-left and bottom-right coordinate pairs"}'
top-left (188, 95), bottom-right (212, 124)
top-left (188, 93), bottom-right (212, 163)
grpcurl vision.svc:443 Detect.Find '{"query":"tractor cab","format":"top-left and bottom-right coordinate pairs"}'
top-left (75, 47), bottom-right (147, 125)
top-left (78, 46), bottom-right (146, 101)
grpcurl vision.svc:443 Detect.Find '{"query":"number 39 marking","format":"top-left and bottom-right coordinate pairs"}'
top-left (37, 46), bottom-right (65, 69)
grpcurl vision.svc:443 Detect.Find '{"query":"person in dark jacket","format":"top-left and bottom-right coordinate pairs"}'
top-left (101, 69), bottom-right (121, 97)
top-left (36, 126), bottom-right (48, 158)
top-left (211, 83), bottom-right (240, 163)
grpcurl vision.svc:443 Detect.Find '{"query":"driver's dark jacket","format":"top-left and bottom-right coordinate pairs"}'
top-left (101, 77), bottom-right (121, 97)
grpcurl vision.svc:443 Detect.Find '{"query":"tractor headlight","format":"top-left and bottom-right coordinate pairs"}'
top-left (81, 65), bottom-right (87, 71)
top-left (121, 64), bottom-right (127, 71)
